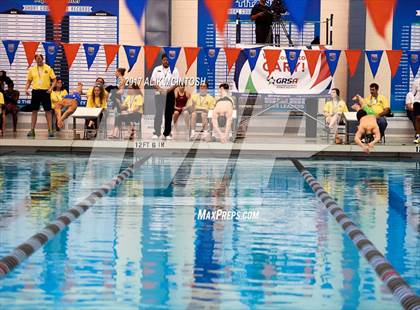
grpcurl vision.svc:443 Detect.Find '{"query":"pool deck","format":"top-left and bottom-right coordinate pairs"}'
top-left (1, 135), bottom-right (419, 158)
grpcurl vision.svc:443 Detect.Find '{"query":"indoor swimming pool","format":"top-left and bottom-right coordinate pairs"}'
top-left (0, 154), bottom-right (418, 309)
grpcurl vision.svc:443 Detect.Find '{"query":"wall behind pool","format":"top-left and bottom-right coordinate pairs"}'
top-left (169, 0), bottom-right (419, 112)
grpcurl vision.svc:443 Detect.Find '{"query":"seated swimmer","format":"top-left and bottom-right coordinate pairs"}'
top-left (55, 82), bottom-right (83, 129)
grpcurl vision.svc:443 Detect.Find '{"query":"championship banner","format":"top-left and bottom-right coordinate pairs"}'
top-left (2, 40), bottom-right (20, 66)
top-left (407, 51), bottom-right (420, 77)
top-left (234, 46), bottom-right (332, 94)
top-left (42, 42), bottom-right (58, 67)
top-left (204, 47), bottom-right (220, 71)
top-left (123, 45), bottom-right (141, 72)
top-left (366, 50), bottom-right (383, 78)
top-left (83, 43), bottom-right (100, 70)
top-left (163, 47), bottom-right (181, 73)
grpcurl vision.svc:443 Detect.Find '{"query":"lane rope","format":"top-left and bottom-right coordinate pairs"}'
top-left (0, 155), bottom-right (151, 278)
top-left (291, 159), bottom-right (420, 310)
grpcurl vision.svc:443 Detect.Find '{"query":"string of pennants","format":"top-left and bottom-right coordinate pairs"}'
top-left (2, 40), bottom-right (419, 78)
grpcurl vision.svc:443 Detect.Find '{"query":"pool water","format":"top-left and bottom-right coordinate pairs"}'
top-left (0, 155), bottom-right (418, 309)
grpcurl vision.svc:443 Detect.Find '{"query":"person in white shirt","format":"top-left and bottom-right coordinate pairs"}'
top-left (406, 78), bottom-right (420, 143)
top-left (150, 53), bottom-right (180, 140)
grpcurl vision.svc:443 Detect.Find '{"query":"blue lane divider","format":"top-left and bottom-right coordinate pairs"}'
top-left (0, 155), bottom-right (151, 278)
top-left (291, 158), bottom-right (420, 310)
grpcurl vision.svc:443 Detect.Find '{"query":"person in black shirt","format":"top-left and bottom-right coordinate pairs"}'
top-left (251, 0), bottom-right (273, 44)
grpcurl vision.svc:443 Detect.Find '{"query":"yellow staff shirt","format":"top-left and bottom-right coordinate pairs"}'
top-left (324, 99), bottom-right (348, 115)
top-left (87, 96), bottom-right (107, 109)
top-left (123, 95), bottom-right (143, 114)
top-left (190, 93), bottom-right (215, 110)
top-left (362, 94), bottom-right (390, 116)
top-left (27, 64), bottom-right (56, 90)
top-left (50, 90), bottom-right (68, 109)
top-left (0, 92), bottom-right (4, 106)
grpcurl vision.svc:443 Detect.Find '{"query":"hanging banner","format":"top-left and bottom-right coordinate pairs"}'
top-left (204, 0), bottom-right (233, 34)
top-left (103, 44), bottom-right (120, 71)
top-left (163, 47), bottom-right (181, 73)
top-left (303, 50), bottom-right (321, 78)
top-left (324, 50), bottom-right (341, 76)
top-left (285, 49), bottom-right (302, 75)
top-left (386, 50), bottom-right (402, 78)
top-left (123, 45), bottom-right (141, 72)
top-left (45, 0), bottom-right (69, 25)
top-left (407, 51), bottom-right (420, 78)
top-left (2, 40), bottom-right (20, 66)
top-left (22, 41), bottom-right (40, 67)
top-left (42, 42), bottom-right (58, 67)
top-left (224, 47), bottom-right (241, 74)
top-left (365, 0), bottom-right (396, 39)
top-left (204, 47), bottom-right (220, 71)
top-left (264, 49), bottom-right (282, 77)
top-left (125, 0), bottom-right (147, 25)
top-left (345, 50), bottom-right (362, 78)
top-left (366, 50), bottom-right (383, 78)
top-left (144, 46), bottom-right (162, 71)
top-left (391, 0), bottom-right (419, 111)
top-left (243, 47), bottom-right (261, 72)
top-left (284, 0), bottom-right (309, 32)
top-left (184, 47), bottom-right (201, 74)
top-left (83, 43), bottom-right (100, 70)
top-left (62, 43), bottom-right (80, 69)
top-left (234, 47), bottom-right (332, 95)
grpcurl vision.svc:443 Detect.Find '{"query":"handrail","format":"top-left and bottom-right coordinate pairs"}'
top-left (233, 94), bottom-right (332, 143)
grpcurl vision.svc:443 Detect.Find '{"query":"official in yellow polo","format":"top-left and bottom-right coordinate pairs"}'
top-left (25, 54), bottom-right (56, 138)
top-left (352, 83), bottom-right (390, 139)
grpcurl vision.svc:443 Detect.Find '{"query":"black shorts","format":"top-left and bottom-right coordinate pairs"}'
top-left (31, 89), bottom-right (51, 111)
top-left (413, 102), bottom-right (420, 117)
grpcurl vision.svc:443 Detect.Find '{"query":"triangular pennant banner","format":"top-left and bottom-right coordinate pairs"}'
top-left (285, 49), bottom-right (301, 75)
top-left (22, 41), bottom-right (40, 67)
top-left (204, 47), bottom-right (220, 70)
top-left (184, 47), bottom-right (201, 74)
top-left (365, 0), bottom-right (396, 39)
top-left (2, 40), bottom-right (20, 66)
top-left (43, 42), bottom-right (58, 67)
top-left (144, 46), bottom-right (161, 71)
top-left (407, 51), bottom-right (420, 77)
top-left (163, 47), bottom-right (181, 73)
top-left (123, 45), bottom-right (141, 72)
top-left (45, 0), bottom-right (69, 25)
top-left (125, 0), bottom-right (147, 26)
top-left (204, 0), bottom-right (233, 35)
top-left (324, 50), bottom-right (341, 76)
top-left (62, 43), bottom-right (80, 70)
top-left (103, 44), bottom-right (120, 71)
top-left (224, 47), bottom-right (241, 74)
top-left (243, 48), bottom-right (261, 72)
top-left (284, 0), bottom-right (309, 32)
top-left (83, 43), bottom-right (100, 70)
top-left (366, 50), bottom-right (383, 78)
top-left (303, 50), bottom-right (321, 77)
top-left (386, 50), bottom-right (402, 78)
top-left (264, 49), bottom-right (281, 77)
top-left (345, 50), bottom-right (362, 77)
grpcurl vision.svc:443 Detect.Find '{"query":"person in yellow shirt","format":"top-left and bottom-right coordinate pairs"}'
top-left (86, 77), bottom-right (109, 101)
top-left (25, 54), bottom-right (57, 138)
top-left (352, 83), bottom-right (390, 139)
top-left (85, 84), bottom-right (107, 136)
top-left (50, 79), bottom-right (68, 130)
top-left (185, 81), bottom-right (215, 139)
top-left (0, 91), bottom-right (5, 137)
top-left (323, 88), bottom-right (348, 144)
top-left (108, 84), bottom-right (143, 140)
